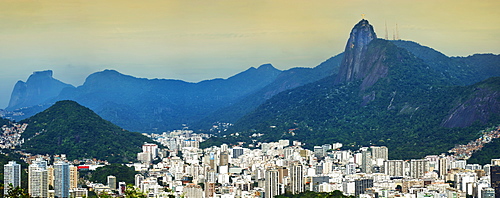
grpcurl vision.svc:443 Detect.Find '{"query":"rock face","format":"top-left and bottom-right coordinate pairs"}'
top-left (335, 19), bottom-right (377, 85)
top-left (7, 70), bottom-right (74, 111)
top-left (441, 78), bottom-right (500, 128)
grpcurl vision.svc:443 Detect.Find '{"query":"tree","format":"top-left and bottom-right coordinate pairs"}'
top-left (124, 184), bottom-right (147, 198)
top-left (5, 184), bottom-right (30, 198)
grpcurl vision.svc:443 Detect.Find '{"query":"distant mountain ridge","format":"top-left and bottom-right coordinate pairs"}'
top-left (6, 64), bottom-right (284, 132)
top-left (7, 70), bottom-right (74, 111)
top-left (3, 20), bottom-right (499, 136)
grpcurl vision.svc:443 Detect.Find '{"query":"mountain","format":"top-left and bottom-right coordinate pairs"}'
top-left (7, 65), bottom-right (282, 132)
top-left (392, 40), bottom-right (500, 86)
top-left (6, 70), bottom-right (74, 111)
top-left (4, 21), bottom-right (499, 135)
top-left (193, 53), bottom-right (344, 130)
top-left (335, 19), bottom-right (378, 86)
top-left (206, 20), bottom-right (500, 159)
top-left (19, 100), bottom-right (153, 163)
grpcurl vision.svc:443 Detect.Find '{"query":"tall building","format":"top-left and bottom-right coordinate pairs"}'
top-left (4, 161), bottom-right (21, 195)
top-left (135, 174), bottom-right (145, 188)
top-left (345, 162), bottom-right (357, 175)
top-left (371, 146), bottom-right (388, 160)
top-left (107, 175), bottom-right (117, 190)
top-left (69, 165), bottom-right (78, 189)
top-left (143, 143), bottom-right (158, 157)
top-left (410, 159), bottom-right (429, 179)
top-left (491, 166), bottom-right (500, 197)
top-left (438, 157), bottom-right (449, 179)
top-left (231, 147), bottom-right (244, 158)
top-left (54, 161), bottom-right (70, 198)
top-left (219, 151), bottom-right (229, 166)
top-left (289, 162), bottom-right (304, 194)
top-left (361, 150), bottom-right (372, 174)
top-left (454, 172), bottom-right (476, 195)
top-left (314, 146), bottom-right (324, 158)
top-left (355, 178), bottom-right (373, 196)
top-left (29, 159), bottom-right (48, 197)
top-left (265, 169), bottom-right (280, 198)
top-left (384, 160), bottom-right (405, 177)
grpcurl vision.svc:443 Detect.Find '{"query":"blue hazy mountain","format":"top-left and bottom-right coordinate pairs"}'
top-left (5, 64), bottom-right (283, 132)
top-left (193, 53), bottom-right (344, 129)
top-left (6, 70), bottom-right (74, 111)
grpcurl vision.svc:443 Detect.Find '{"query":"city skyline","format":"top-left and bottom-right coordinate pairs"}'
top-left (0, 0), bottom-right (499, 108)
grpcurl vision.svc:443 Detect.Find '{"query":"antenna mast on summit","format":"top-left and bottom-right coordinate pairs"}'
top-left (392, 28), bottom-right (396, 40)
top-left (385, 21), bottom-right (389, 40)
top-left (396, 23), bottom-right (400, 40)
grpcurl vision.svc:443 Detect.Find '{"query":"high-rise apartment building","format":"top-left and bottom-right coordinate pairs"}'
top-left (410, 159), bottom-right (429, 179)
top-left (265, 169), bottom-right (280, 198)
top-left (384, 160), bottom-right (405, 177)
top-left (371, 146), bottom-right (388, 160)
top-left (289, 162), bottom-right (304, 194)
top-left (4, 161), bottom-right (21, 195)
top-left (219, 151), bottom-right (229, 166)
top-left (54, 161), bottom-right (70, 198)
top-left (70, 165), bottom-right (78, 189)
top-left (355, 178), bottom-right (373, 196)
top-left (438, 157), bottom-right (449, 179)
top-left (28, 159), bottom-right (48, 197)
top-left (231, 147), bottom-right (244, 159)
top-left (361, 150), bottom-right (372, 174)
top-left (491, 166), bottom-right (500, 197)
top-left (107, 175), bottom-right (117, 190)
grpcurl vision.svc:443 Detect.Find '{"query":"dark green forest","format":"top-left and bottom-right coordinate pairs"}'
top-left (19, 100), bottom-right (154, 163)
top-left (468, 135), bottom-right (500, 165)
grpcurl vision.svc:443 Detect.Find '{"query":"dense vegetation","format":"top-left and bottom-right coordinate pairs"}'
top-left (0, 117), bottom-right (10, 126)
top-left (87, 164), bottom-right (139, 185)
top-left (204, 40), bottom-right (500, 160)
top-left (392, 41), bottom-right (500, 86)
top-left (275, 190), bottom-right (353, 198)
top-left (20, 100), bottom-right (154, 163)
top-left (468, 136), bottom-right (500, 165)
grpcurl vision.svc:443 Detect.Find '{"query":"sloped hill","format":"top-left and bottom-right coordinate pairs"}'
top-left (392, 40), bottom-right (500, 86)
top-left (214, 39), bottom-right (499, 159)
top-left (193, 53), bottom-right (343, 130)
top-left (20, 100), bottom-right (153, 163)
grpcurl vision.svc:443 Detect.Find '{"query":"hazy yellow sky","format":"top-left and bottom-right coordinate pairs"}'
top-left (0, 0), bottom-right (499, 107)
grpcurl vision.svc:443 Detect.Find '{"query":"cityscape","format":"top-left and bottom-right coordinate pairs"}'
top-left (3, 125), bottom-right (500, 197)
top-left (1, 1), bottom-right (499, 198)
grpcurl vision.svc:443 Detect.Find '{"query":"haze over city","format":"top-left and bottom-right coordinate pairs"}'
top-left (0, 0), bottom-right (499, 108)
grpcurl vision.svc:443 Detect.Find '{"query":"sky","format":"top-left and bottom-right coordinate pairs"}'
top-left (0, 0), bottom-right (499, 108)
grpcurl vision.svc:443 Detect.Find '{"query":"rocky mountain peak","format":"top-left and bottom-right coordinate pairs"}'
top-left (6, 70), bottom-right (73, 110)
top-left (335, 19), bottom-right (377, 84)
